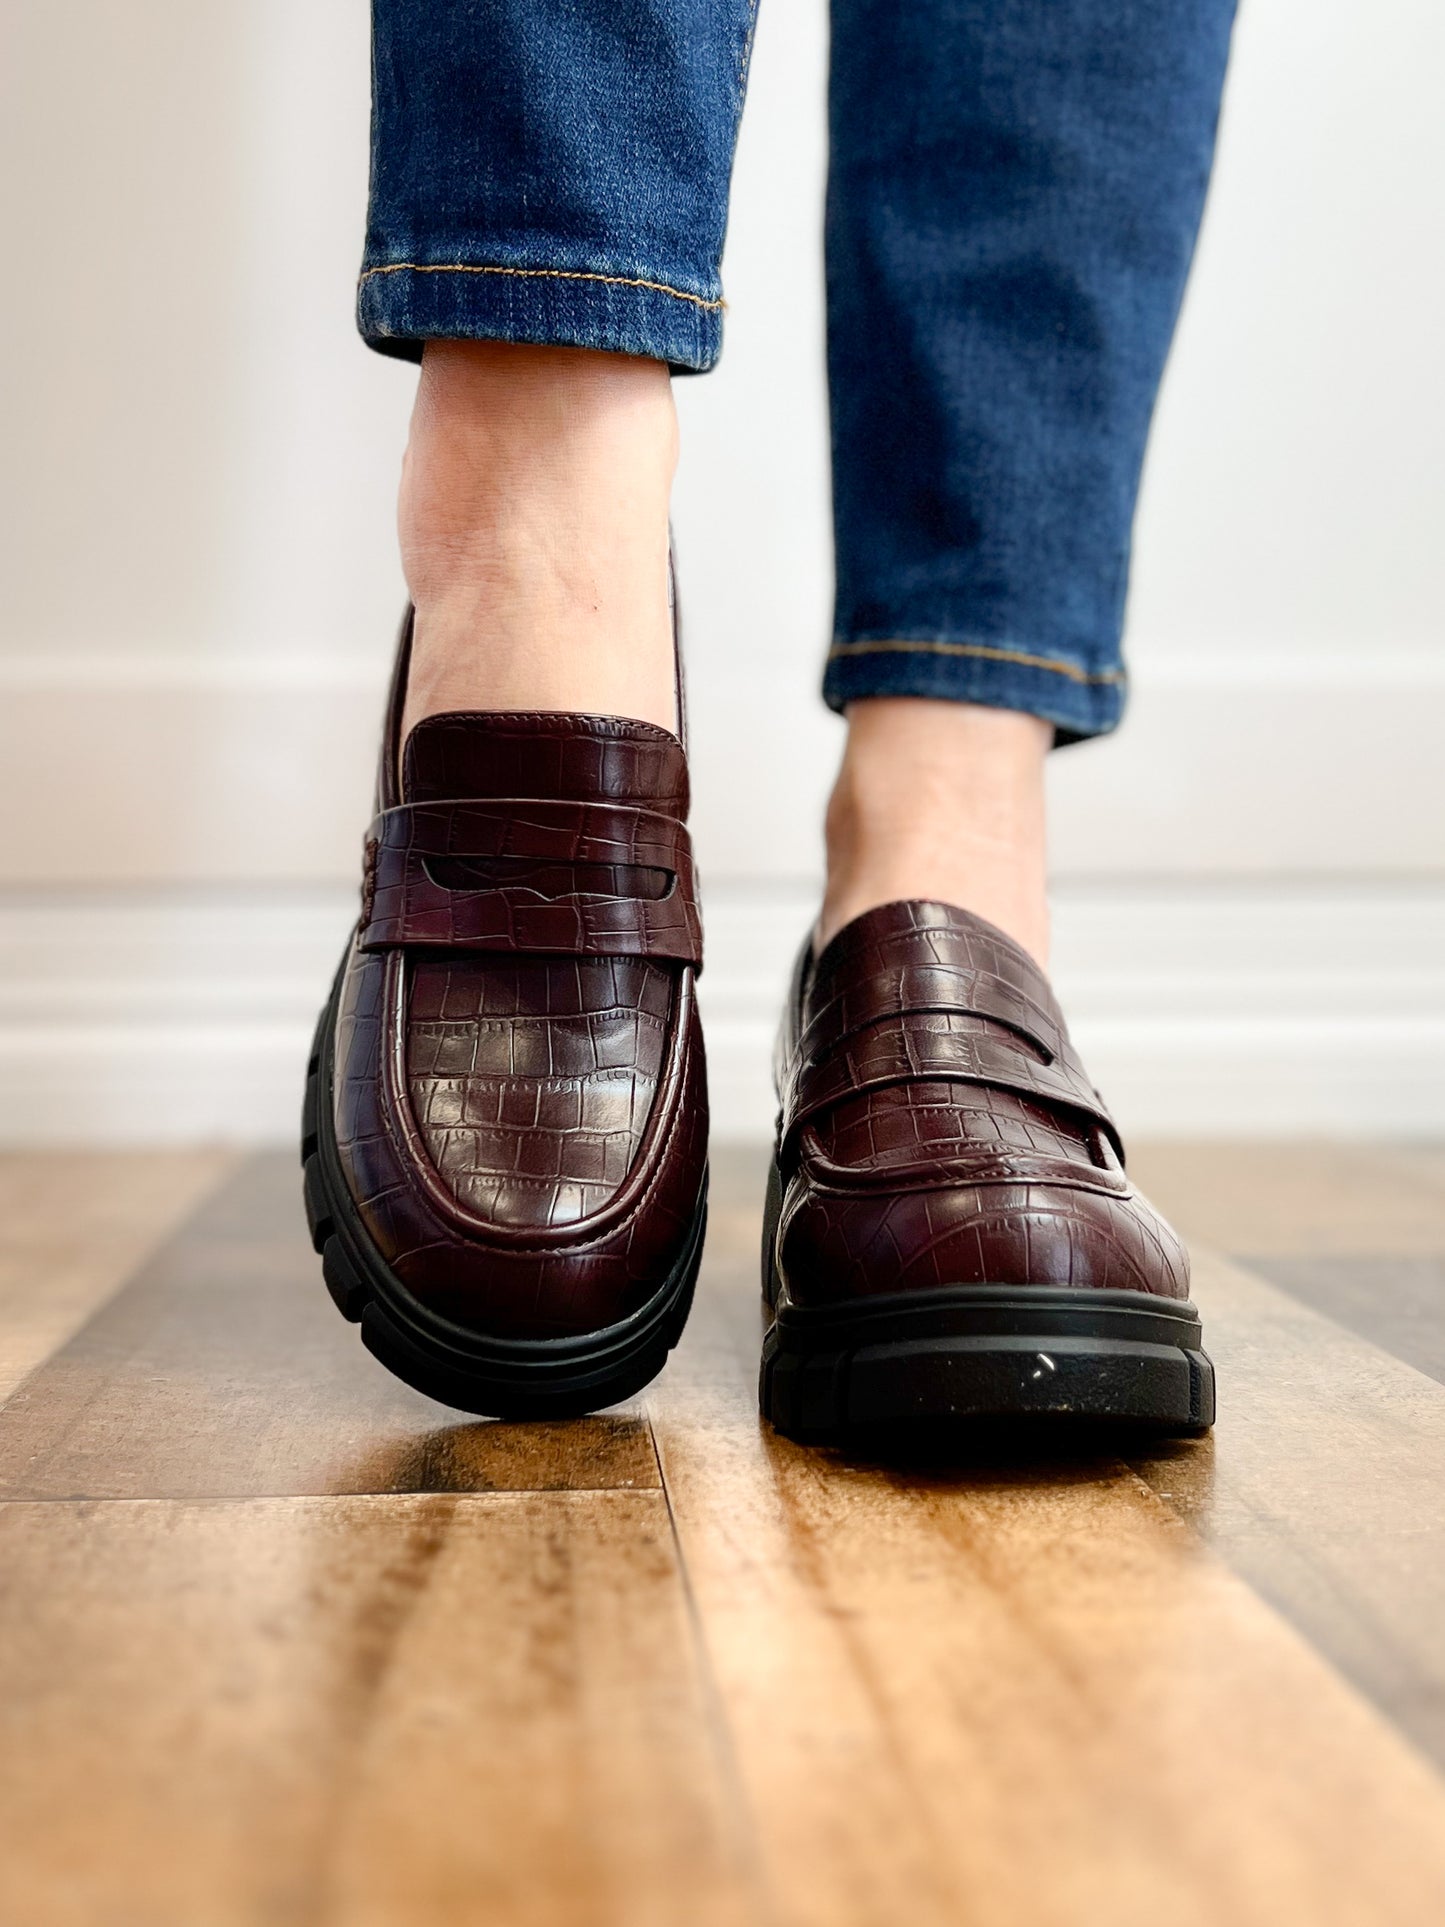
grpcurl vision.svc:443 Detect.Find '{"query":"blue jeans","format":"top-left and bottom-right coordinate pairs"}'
top-left (361, 1), bottom-right (1236, 741)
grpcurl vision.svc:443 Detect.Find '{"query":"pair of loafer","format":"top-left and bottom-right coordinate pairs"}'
top-left (302, 617), bottom-right (1213, 1438)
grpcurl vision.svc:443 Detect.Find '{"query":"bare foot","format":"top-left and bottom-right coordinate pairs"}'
top-left (398, 341), bottom-right (680, 741)
top-left (819, 698), bottom-right (1052, 965)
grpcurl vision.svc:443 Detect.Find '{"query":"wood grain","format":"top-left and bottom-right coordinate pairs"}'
top-left (647, 1222), bottom-right (1445, 1927)
top-left (0, 1156), bottom-right (658, 1499)
top-left (5, 1145), bottom-right (1445, 1926)
top-left (0, 1148), bottom-right (235, 1401)
top-left (1239, 1252), bottom-right (1445, 1385)
top-left (0, 1493), bottom-right (753, 1927)
top-left (1127, 1140), bottom-right (1445, 1256)
top-left (1134, 1247), bottom-right (1445, 1767)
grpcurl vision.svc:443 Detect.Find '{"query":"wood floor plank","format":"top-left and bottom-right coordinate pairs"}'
top-left (1126, 1140), bottom-right (1445, 1256)
top-left (0, 1149), bottom-right (236, 1403)
top-left (1239, 1253), bottom-right (1445, 1386)
top-left (0, 1492), bottom-right (755, 1927)
top-left (647, 1197), bottom-right (1445, 1927)
top-left (1133, 1248), bottom-right (1445, 1767)
top-left (0, 1155), bottom-right (659, 1499)
top-left (9, 1142), bottom-right (1445, 1924)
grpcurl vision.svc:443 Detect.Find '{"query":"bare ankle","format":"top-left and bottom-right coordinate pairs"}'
top-left (819, 698), bottom-right (1053, 965)
top-left (399, 341), bottom-right (679, 739)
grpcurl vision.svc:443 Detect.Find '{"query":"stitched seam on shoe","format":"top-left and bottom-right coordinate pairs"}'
top-left (359, 261), bottom-right (724, 313)
top-left (382, 950), bottom-right (700, 1254)
top-left (415, 1070), bottom-right (660, 1099)
top-left (428, 1168), bottom-right (641, 1194)
top-left (796, 1151), bottom-right (1134, 1202)
top-left (799, 1128), bottom-right (1129, 1187)
top-left (411, 1010), bottom-right (668, 1037)
top-left (827, 639), bottom-right (1124, 686)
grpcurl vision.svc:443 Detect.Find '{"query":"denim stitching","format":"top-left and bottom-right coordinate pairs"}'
top-left (359, 262), bottom-right (724, 313)
top-left (738, 0), bottom-right (761, 90)
top-left (827, 640), bottom-right (1124, 686)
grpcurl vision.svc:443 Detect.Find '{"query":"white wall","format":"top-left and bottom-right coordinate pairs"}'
top-left (2, 0), bottom-right (1442, 1142)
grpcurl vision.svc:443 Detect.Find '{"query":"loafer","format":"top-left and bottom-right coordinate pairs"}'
top-left (760, 900), bottom-right (1213, 1439)
top-left (302, 613), bottom-right (708, 1417)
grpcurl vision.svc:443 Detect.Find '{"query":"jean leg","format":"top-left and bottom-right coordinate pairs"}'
top-left (360, 1), bottom-right (760, 371)
top-left (824, 0), bottom-right (1237, 741)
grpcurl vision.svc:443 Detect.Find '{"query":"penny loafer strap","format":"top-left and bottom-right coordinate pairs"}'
top-left (357, 796), bottom-right (703, 965)
top-left (797, 960), bottom-right (1066, 1067)
top-left (783, 1014), bottom-right (1122, 1164)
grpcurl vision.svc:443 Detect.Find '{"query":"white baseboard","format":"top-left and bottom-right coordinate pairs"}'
top-left (3, 880), bottom-right (1442, 1144)
top-left (2, 654), bottom-right (1443, 882)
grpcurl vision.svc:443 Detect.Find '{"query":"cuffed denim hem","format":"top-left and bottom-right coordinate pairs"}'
top-left (823, 638), bottom-right (1126, 746)
top-left (357, 261), bottom-right (725, 372)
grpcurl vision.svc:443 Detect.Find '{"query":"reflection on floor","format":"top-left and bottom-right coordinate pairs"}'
top-left (1, 1141), bottom-right (1444, 1925)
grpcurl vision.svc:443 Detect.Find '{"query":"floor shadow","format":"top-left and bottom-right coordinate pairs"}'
top-left (815, 1417), bottom-right (1216, 1494)
top-left (325, 1407), bottom-right (659, 1496)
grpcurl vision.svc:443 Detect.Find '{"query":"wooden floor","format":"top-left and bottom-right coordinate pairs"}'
top-left (2, 1143), bottom-right (1445, 1925)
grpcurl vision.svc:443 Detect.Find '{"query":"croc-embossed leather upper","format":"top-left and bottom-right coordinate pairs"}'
top-left (771, 900), bottom-right (1188, 1306)
top-left (329, 615), bottom-right (708, 1340)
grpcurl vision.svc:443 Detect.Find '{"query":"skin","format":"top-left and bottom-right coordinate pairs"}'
top-left (400, 340), bottom-right (1051, 966)
top-left (401, 342), bottom-right (679, 738)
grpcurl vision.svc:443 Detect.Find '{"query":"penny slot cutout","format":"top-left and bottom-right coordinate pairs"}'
top-left (424, 855), bottom-right (675, 901)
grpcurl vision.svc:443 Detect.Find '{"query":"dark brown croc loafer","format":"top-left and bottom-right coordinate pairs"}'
top-left (302, 614), bottom-right (708, 1417)
top-left (760, 900), bottom-right (1212, 1440)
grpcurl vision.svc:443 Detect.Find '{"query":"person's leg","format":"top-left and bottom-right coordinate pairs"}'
top-left (309, 3), bottom-right (759, 1417)
top-left (820, 0), bottom-right (1238, 959)
top-left (823, 699), bottom-right (1053, 963)
top-left (362, 0), bottom-right (760, 738)
top-left (398, 342), bottom-right (679, 737)
top-left (758, 0), bottom-right (1238, 1444)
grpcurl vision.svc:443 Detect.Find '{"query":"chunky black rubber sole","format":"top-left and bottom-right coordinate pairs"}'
top-left (300, 977), bottom-right (706, 1420)
top-left (758, 1155), bottom-right (1214, 1441)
